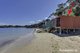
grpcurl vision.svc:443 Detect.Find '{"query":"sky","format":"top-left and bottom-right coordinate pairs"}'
top-left (0, 0), bottom-right (66, 25)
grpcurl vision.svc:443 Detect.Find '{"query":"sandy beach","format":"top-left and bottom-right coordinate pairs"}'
top-left (1, 31), bottom-right (80, 53)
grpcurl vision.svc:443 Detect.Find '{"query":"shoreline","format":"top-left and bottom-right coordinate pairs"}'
top-left (1, 29), bottom-right (80, 53)
top-left (0, 29), bottom-right (35, 53)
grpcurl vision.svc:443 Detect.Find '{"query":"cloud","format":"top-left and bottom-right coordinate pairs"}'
top-left (37, 20), bottom-right (42, 22)
top-left (44, 17), bottom-right (48, 20)
top-left (29, 21), bottom-right (36, 24)
top-left (0, 23), bottom-right (8, 25)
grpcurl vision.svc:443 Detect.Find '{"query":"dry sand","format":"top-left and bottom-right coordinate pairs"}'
top-left (1, 32), bottom-right (80, 53)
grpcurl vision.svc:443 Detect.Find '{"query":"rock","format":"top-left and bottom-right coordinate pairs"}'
top-left (36, 29), bottom-right (42, 33)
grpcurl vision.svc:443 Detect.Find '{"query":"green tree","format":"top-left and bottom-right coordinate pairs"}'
top-left (54, 3), bottom-right (65, 16)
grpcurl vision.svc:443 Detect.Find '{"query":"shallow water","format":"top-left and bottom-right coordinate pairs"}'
top-left (0, 28), bottom-right (34, 49)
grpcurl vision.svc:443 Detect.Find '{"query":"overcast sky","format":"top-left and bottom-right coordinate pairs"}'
top-left (0, 0), bottom-right (66, 25)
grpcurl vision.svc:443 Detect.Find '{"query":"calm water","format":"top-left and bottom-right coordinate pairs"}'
top-left (0, 28), bottom-right (34, 48)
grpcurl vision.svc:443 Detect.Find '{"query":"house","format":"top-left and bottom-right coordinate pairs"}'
top-left (42, 0), bottom-right (80, 34)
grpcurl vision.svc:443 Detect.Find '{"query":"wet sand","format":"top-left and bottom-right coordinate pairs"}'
top-left (0, 33), bottom-right (35, 53)
top-left (1, 32), bottom-right (80, 53)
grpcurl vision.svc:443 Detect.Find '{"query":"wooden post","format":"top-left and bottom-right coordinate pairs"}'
top-left (68, 29), bottom-right (69, 34)
top-left (67, 29), bottom-right (69, 34)
top-left (73, 29), bottom-right (75, 32)
top-left (59, 28), bottom-right (61, 35)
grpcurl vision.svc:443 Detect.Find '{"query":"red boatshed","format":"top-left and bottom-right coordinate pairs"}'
top-left (59, 16), bottom-right (80, 29)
